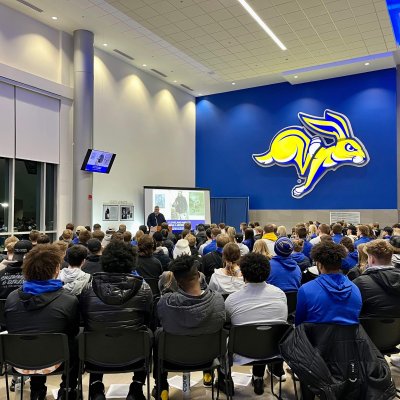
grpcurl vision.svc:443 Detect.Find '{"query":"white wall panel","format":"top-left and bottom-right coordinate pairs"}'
top-left (15, 88), bottom-right (60, 164)
top-left (0, 81), bottom-right (15, 158)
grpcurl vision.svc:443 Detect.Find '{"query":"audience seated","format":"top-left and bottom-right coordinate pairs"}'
top-left (308, 224), bottom-right (317, 240)
top-left (262, 224), bottom-right (278, 255)
top-left (225, 252), bottom-right (287, 395)
top-left (208, 243), bottom-right (244, 295)
top-left (59, 245), bottom-right (91, 295)
top-left (201, 234), bottom-right (230, 282)
top-left (0, 235), bottom-right (19, 270)
top-left (198, 228), bottom-right (212, 255)
top-left (234, 233), bottom-right (249, 256)
top-left (295, 241), bottom-right (362, 326)
top-left (80, 240), bottom-right (152, 400)
top-left (82, 239), bottom-right (103, 274)
top-left (29, 230), bottom-right (41, 247)
top-left (172, 238), bottom-right (191, 259)
top-left (136, 235), bottom-right (163, 280)
top-left (155, 255), bottom-right (225, 398)
top-left (331, 223), bottom-right (343, 244)
top-left (185, 234), bottom-right (199, 256)
top-left (37, 234), bottom-right (51, 244)
top-left (309, 223), bottom-right (330, 245)
top-left (195, 224), bottom-right (207, 247)
top-left (252, 239), bottom-right (272, 259)
top-left (296, 226), bottom-right (313, 260)
top-left (131, 230), bottom-right (144, 247)
top-left (5, 244), bottom-right (79, 400)
top-left (152, 232), bottom-right (171, 269)
top-left (340, 236), bottom-right (358, 273)
top-left (382, 226), bottom-right (393, 240)
top-left (354, 224), bottom-right (372, 248)
top-left (390, 236), bottom-right (400, 267)
top-left (267, 237), bottom-right (301, 292)
top-left (202, 228), bottom-right (221, 255)
top-left (291, 239), bottom-right (311, 271)
top-left (353, 239), bottom-right (400, 317)
top-left (347, 243), bottom-right (368, 281)
top-left (243, 228), bottom-right (255, 252)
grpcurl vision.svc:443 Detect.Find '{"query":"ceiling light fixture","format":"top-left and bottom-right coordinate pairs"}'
top-left (173, 80), bottom-right (177, 83)
top-left (0, 203), bottom-right (8, 208)
top-left (142, 64), bottom-right (147, 67)
top-left (294, 75), bottom-right (298, 79)
top-left (232, 82), bottom-right (236, 85)
top-left (364, 62), bottom-right (370, 66)
top-left (236, 0), bottom-right (286, 51)
top-left (51, 16), bottom-right (58, 20)
top-left (103, 43), bottom-right (108, 47)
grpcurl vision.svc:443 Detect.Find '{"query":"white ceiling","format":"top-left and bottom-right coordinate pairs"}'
top-left (1, 0), bottom-right (398, 96)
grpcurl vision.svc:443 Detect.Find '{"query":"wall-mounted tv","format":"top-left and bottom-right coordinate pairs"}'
top-left (81, 149), bottom-right (116, 174)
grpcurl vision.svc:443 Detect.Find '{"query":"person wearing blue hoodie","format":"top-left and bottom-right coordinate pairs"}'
top-left (354, 225), bottom-right (372, 248)
top-left (295, 241), bottom-right (362, 326)
top-left (267, 237), bottom-right (301, 292)
top-left (340, 237), bottom-right (358, 273)
top-left (291, 239), bottom-right (311, 271)
top-left (331, 223), bottom-right (344, 244)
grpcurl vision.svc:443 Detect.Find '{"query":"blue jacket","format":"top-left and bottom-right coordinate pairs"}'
top-left (242, 239), bottom-right (254, 252)
top-left (203, 240), bottom-right (217, 255)
top-left (267, 255), bottom-right (301, 292)
top-left (301, 240), bottom-right (313, 259)
top-left (354, 236), bottom-right (371, 248)
top-left (295, 273), bottom-right (362, 326)
top-left (332, 234), bottom-right (343, 244)
top-left (292, 252), bottom-right (311, 271)
top-left (341, 250), bottom-right (358, 271)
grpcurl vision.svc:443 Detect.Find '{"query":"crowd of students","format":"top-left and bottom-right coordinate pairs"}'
top-left (1, 220), bottom-right (400, 400)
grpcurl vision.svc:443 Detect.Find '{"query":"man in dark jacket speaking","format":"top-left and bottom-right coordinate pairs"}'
top-left (147, 206), bottom-right (166, 230)
top-left (155, 255), bottom-right (225, 398)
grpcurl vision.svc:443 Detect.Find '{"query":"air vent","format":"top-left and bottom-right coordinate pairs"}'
top-left (180, 84), bottom-right (194, 91)
top-left (150, 69), bottom-right (168, 78)
top-left (16, 0), bottom-right (43, 12)
top-left (113, 49), bottom-right (134, 60)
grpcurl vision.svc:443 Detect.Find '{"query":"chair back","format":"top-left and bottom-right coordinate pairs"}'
top-left (360, 318), bottom-right (400, 352)
top-left (285, 291), bottom-right (298, 315)
top-left (0, 333), bottom-right (69, 370)
top-left (0, 299), bottom-right (6, 328)
top-left (228, 324), bottom-right (291, 361)
top-left (158, 329), bottom-right (227, 367)
top-left (79, 329), bottom-right (151, 368)
top-left (145, 278), bottom-right (160, 296)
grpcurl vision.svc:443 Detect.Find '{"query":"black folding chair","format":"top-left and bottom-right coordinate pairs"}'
top-left (0, 333), bottom-right (70, 400)
top-left (78, 329), bottom-right (152, 400)
top-left (144, 278), bottom-right (161, 296)
top-left (0, 298), bottom-right (6, 331)
top-left (156, 329), bottom-right (228, 400)
top-left (227, 324), bottom-right (296, 400)
top-left (285, 291), bottom-right (298, 322)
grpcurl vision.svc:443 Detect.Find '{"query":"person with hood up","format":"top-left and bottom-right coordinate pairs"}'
top-left (291, 239), bottom-right (311, 272)
top-left (208, 242), bottom-right (244, 295)
top-left (59, 245), bottom-right (91, 296)
top-left (267, 237), bottom-right (301, 292)
top-left (353, 239), bottom-right (400, 317)
top-left (155, 255), bottom-right (225, 399)
top-left (5, 244), bottom-right (79, 400)
top-left (340, 236), bottom-right (358, 273)
top-left (295, 241), bottom-right (361, 326)
top-left (80, 240), bottom-right (152, 400)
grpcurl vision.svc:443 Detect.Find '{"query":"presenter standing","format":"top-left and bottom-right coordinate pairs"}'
top-left (147, 206), bottom-right (166, 231)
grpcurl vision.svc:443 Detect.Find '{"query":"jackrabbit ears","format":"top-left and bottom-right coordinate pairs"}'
top-left (298, 109), bottom-right (354, 141)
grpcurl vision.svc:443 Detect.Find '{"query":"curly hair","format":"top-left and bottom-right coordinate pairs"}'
top-left (23, 244), bottom-right (63, 281)
top-left (101, 240), bottom-right (137, 273)
top-left (239, 252), bottom-right (270, 283)
top-left (310, 241), bottom-right (347, 271)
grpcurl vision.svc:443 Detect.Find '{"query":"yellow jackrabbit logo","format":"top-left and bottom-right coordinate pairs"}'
top-left (253, 110), bottom-right (369, 198)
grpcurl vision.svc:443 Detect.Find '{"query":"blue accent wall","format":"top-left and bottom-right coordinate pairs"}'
top-left (196, 69), bottom-right (397, 210)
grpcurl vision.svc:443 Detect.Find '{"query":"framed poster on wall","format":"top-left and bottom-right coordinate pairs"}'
top-left (102, 205), bottom-right (119, 221)
top-left (120, 205), bottom-right (134, 221)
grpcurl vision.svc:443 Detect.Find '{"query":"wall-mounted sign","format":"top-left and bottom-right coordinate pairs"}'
top-left (120, 205), bottom-right (134, 221)
top-left (252, 109), bottom-right (369, 199)
top-left (102, 205), bottom-right (119, 221)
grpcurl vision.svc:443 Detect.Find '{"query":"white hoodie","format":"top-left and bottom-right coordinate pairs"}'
top-left (59, 267), bottom-right (91, 295)
top-left (208, 269), bottom-right (245, 295)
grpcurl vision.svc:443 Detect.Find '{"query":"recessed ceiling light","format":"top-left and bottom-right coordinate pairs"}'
top-left (173, 80), bottom-right (177, 83)
top-left (142, 64), bottom-right (147, 67)
top-left (232, 82), bottom-right (236, 85)
top-left (103, 43), bottom-right (108, 47)
top-left (364, 62), bottom-right (370, 66)
top-left (198, 93), bottom-right (202, 96)
top-left (51, 16), bottom-right (58, 20)
top-left (294, 75), bottom-right (298, 79)
top-left (236, 0), bottom-right (286, 51)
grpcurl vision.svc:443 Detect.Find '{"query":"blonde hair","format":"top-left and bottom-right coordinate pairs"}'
top-left (253, 239), bottom-right (272, 259)
top-left (357, 244), bottom-right (368, 272)
top-left (185, 233), bottom-right (196, 247)
top-left (364, 239), bottom-right (393, 264)
top-left (53, 240), bottom-right (68, 255)
top-left (393, 228), bottom-right (400, 236)
top-left (5, 236), bottom-right (19, 248)
top-left (227, 227), bottom-right (236, 243)
top-left (222, 242), bottom-right (241, 276)
top-left (135, 230), bottom-right (144, 242)
top-left (309, 224), bottom-right (317, 235)
top-left (62, 229), bottom-right (73, 241)
top-left (277, 225), bottom-right (287, 237)
top-left (292, 239), bottom-right (304, 252)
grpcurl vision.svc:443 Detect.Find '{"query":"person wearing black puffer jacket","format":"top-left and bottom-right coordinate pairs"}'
top-left (80, 240), bottom-right (152, 400)
top-left (354, 239), bottom-right (400, 317)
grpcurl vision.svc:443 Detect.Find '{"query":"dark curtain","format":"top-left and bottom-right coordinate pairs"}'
top-left (210, 197), bottom-right (249, 230)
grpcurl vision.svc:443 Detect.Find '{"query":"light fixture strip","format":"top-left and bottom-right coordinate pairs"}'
top-left (236, 0), bottom-right (287, 51)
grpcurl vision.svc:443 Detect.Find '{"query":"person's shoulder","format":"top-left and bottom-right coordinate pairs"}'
top-left (58, 290), bottom-right (79, 305)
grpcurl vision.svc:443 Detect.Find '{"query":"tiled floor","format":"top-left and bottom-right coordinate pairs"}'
top-left (2, 361), bottom-right (400, 399)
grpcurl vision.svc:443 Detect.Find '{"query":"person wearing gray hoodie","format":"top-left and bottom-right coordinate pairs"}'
top-left (59, 245), bottom-right (91, 296)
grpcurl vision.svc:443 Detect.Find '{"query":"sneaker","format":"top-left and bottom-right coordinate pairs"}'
top-left (252, 376), bottom-right (264, 395)
top-left (30, 387), bottom-right (47, 400)
top-left (88, 381), bottom-right (105, 400)
top-left (151, 386), bottom-right (169, 400)
top-left (10, 379), bottom-right (16, 392)
top-left (203, 372), bottom-right (213, 387)
top-left (126, 382), bottom-right (145, 400)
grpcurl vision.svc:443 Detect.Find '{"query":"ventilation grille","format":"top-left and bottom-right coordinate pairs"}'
top-left (180, 84), bottom-right (194, 91)
top-left (113, 49), bottom-right (134, 60)
top-left (16, 0), bottom-right (43, 12)
top-left (150, 69), bottom-right (168, 78)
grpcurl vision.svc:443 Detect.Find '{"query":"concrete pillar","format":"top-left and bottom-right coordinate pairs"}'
top-left (73, 30), bottom-right (94, 226)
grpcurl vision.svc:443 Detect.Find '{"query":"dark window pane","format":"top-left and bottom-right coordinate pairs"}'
top-left (0, 158), bottom-right (9, 232)
top-left (14, 160), bottom-right (41, 232)
top-left (45, 164), bottom-right (56, 231)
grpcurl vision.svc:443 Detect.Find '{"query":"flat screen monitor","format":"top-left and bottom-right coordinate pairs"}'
top-left (81, 149), bottom-right (116, 174)
top-left (144, 186), bottom-right (211, 231)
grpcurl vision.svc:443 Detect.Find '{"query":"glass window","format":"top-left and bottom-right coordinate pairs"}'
top-left (45, 163), bottom-right (56, 231)
top-left (0, 158), bottom-right (9, 233)
top-left (14, 160), bottom-right (41, 232)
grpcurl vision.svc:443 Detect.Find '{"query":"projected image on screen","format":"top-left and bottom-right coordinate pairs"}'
top-left (144, 187), bottom-right (211, 231)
